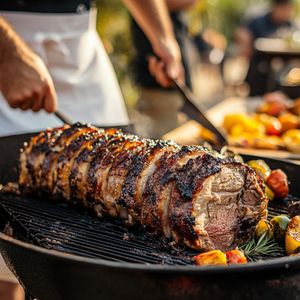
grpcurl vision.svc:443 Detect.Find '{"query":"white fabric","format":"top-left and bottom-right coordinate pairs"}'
top-left (0, 9), bottom-right (129, 136)
top-left (0, 9), bottom-right (129, 283)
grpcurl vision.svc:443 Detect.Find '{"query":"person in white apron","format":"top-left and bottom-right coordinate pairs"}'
top-left (0, 8), bottom-right (129, 136)
top-left (0, 1), bottom-right (184, 298)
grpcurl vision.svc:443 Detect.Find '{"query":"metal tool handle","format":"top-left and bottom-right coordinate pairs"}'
top-left (173, 79), bottom-right (228, 147)
top-left (54, 111), bottom-right (73, 126)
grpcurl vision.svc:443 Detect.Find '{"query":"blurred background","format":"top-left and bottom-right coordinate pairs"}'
top-left (96, 0), bottom-right (300, 110)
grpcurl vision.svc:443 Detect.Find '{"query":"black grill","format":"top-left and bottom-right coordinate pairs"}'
top-left (0, 192), bottom-right (195, 265)
top-left (0, 192), bottom-right (289, 266)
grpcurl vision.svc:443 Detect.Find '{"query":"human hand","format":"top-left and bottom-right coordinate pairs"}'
top-left (148, 37), bottom-right (184, 87)
top-left (0, 49), bottom-right (57, 113)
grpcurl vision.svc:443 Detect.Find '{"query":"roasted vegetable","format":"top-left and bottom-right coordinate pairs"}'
top-left (265, 185), bottom-right (275, 201)
top-left (270, 215), bottom-right (291, 242)
top-left (286, 216), bottom-right (300, 255)
top-left (266, 169), bottom-right (289, 199)
top-left (255, 220), bottom-right (270, 240)
top-left (247, 160), bottom-right (271, 180)
top-left (194, 250), bottom-right (227, 266)
top-left (253, 136), bottom-right (283, 150)
top-left (254, 114), bottom-right (282, 136)
top-left (257, 100), bottom-right (286, 117)
top-left (282, 129), bottom-right (300, 153)
top-left (278, 113), bottom-right (299, 132)
top-left (226, 250), bottom-right (247, 264)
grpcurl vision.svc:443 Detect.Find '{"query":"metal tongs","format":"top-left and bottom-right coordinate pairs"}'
top-left (173, 79), bottom-right (228, 147)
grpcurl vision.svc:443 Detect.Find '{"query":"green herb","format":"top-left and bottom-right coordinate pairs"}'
top-left (240, 233), bottom-right (285, 261)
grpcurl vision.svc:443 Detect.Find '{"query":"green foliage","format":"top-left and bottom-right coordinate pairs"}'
top-left (95, 0), bottom-right (138, 107)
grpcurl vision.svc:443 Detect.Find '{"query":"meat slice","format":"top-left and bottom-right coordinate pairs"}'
top-left (119, 140), bottom-right (178, 224)
top-left (104, 136), bottom-right (147, 218)
top-left (53, 127), bottom-right (99, 199)
top-left (168, 156), bottom-right (267, 251)
top-left (39, 123), bottom-right (97, 194)
top-left (141, 146), bottom-right (206, 236)
top-left (86, 131), bottom-right (130, 216)
top-left (19, 126), bottom-right (66, 190)
top-left (69, 129), bottom-right (111, 206)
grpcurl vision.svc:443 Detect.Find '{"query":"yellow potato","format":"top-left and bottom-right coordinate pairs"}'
top-left (285, 216), bottom-right (300, 255)
top-left (255, 220), bottom-right (270, 240)
top-left (194, 250), bottom-right (227, 266)
top-left (282, 129), bottom-right (300, 153)
top-left (278, 113), bottom-right (299, 132)
top-left (223, 114), bottom-right (248, 132)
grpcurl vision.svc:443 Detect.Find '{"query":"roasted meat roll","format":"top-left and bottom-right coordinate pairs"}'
top-left (19, 123), bottom-right (268, 251)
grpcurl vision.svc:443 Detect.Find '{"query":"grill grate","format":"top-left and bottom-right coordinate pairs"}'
top-left (0, 192), bottom-right (195, 265)
top-left (0, 192), bottom-right (289, 265)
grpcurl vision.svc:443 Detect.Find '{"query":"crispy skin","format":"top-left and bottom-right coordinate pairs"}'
top-left (19, 126), bottom-right (66, 190)
top-left (119, 140), bottom-right (178, 224)
top-left (104, 136), bottom-right (147, 218)
top-left (141, 146), bottom-right (205, 235)
top-left (53, 128), bottom-right (99, 200)
top-left (19, 124), bottom-right (268, 251)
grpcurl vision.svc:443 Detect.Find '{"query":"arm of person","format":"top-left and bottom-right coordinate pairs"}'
top-left (166, 0), bottom-right (198, 12)
top-left (234, 26), bottom-right (254, 58)
top-left (0, 17), bottom-right (57, 112)
top-left (122, 0), bottom-right (184, 87)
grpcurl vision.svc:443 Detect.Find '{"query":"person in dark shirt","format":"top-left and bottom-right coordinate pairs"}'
top-left (236, 0), bottom-right (294, 96)
top-left (131, 0), bottom-right (197, 139)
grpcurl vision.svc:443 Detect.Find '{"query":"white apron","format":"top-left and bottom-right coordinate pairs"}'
top-left (0, 9), bottom-right (129, 283)
top-left (0, 9), bottom-right (129, 136)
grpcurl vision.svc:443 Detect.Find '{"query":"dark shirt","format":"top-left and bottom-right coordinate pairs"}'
top-left (0, 0), bottom-right (91, 13)
top-left (245, 12), bottom-right (293, 96)
top-left (131, 12), bottom-right (192, 90)
top-left (246, 11), bottom-right (292, 39)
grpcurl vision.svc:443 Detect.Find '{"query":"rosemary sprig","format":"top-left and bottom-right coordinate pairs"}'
top-left (240, 233), bottom-right (285, 261)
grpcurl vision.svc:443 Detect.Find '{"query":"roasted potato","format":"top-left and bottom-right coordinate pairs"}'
top-left (194, 250), bottom-right (227, 266)
top-left (255, 220), bottom-right (271, 240)
top-left (286, 216), bottom-right (300, 255)
top-left (278, 113), bottom-right (299, 132)
top-left (282, 129), bottom-right (300, 153)
top-left (266, 169), bottom-right (289, 199)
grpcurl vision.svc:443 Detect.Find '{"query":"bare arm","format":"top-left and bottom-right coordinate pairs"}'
top-left (122, 0), bottom-right (184, 86)
top-left (0, 17), bottom-right (57, 112)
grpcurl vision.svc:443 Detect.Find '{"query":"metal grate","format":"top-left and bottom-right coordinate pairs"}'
top-left (0, 192), bottom-right (290, 265)
top-left (0, 192), bottom-right (195, 265)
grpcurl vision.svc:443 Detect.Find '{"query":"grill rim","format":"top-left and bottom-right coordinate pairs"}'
top-left (2, 232), bottom-right (300, 274)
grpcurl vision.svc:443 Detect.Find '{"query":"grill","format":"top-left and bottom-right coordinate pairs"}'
top-left (0, 192), bottom-right (196, 265)
top-left (0, 190), bottom-right (289, 266)
top-left (2, 133), bottom-right (300, 300)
